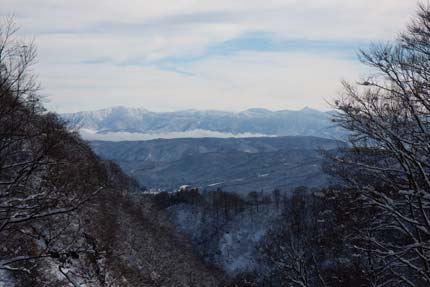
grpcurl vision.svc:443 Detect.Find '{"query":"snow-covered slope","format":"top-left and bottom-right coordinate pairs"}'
top-left (167, 202), bottom-right (282, 276)
top-left (62, 106), bottom-right (343, 141)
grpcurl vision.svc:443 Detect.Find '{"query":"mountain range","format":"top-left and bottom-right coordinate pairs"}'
top-left (63, 106), bottom-right (345, 192)
top-left (62, 106), bottom-right (344, 141)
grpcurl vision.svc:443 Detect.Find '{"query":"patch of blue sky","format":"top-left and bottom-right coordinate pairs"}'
top-left (80, 32), bottom-right (367, 73)
top-left (151, 33), bottom-right (366, 71)
top-left (207, 32), bottom-right (366, 59)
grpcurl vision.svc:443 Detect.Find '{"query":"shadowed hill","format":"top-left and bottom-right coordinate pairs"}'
top-left (91, 136), bottom-right (344, 193)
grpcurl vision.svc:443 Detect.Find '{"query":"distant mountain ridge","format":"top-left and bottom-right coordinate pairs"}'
top-left (62, 106), bottom-right (344, 141)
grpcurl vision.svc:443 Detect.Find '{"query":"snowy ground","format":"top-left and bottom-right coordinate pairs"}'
top-left (0, 270), bottom-right (15, 287)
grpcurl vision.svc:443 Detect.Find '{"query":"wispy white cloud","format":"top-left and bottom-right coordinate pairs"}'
top-left (3, 0), bottom-right (419, 112)
top-left (37, 51), bottom-right (367, 112)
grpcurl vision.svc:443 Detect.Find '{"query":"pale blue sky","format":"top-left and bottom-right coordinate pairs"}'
top-left (3, 0), bottom-right (419, 112)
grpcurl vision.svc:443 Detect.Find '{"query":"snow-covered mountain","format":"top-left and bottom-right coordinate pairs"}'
top-left (62, 106), bottom-right (343, 141)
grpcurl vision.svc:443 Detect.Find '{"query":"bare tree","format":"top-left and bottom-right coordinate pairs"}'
top-left (331, 3), bottom-right (430, 286)
top-left (272, 188), bottom-right (281, 210)
top-left (0, 16), bottom-right (38, 103)
top-left (260, 190), bottom-right (326, 287)
top-left (0, 17), bottom-right (106, 281)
